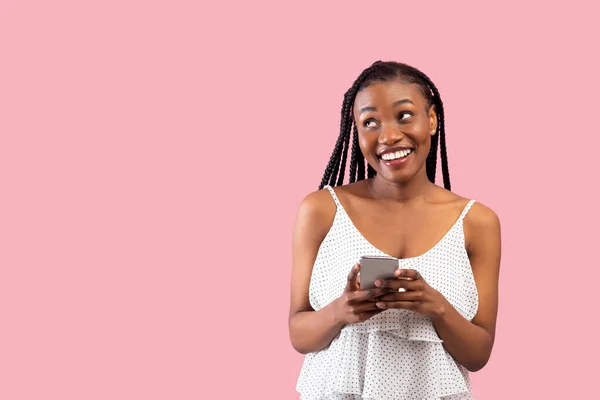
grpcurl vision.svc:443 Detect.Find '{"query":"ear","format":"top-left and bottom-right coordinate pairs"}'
top-left (428, 104), bottom-right (438, 136)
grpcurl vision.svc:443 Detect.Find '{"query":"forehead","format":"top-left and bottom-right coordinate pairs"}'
top-left (353, 81), bottom-right (425, 109)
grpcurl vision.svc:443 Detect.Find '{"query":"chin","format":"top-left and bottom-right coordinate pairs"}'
top-left (378, 171), bottom-right (413, 184)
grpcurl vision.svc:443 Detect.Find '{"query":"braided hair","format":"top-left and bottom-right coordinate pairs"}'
top-left (318, 61), bottom-right (451, 191)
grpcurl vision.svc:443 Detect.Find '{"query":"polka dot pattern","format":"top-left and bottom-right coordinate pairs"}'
top-left (296, 186), bottom-right (479, 400)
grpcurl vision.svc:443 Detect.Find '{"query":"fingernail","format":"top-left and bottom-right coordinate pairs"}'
top-left (397, 269), bottom-right (405, 277)
top-left (376, 302), bottom-right (386, 308)
top-left (375, 280), bottom-right (381, 287)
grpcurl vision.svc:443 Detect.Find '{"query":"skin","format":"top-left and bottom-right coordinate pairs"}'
top-left (289, 80), bottom-right (501, 372)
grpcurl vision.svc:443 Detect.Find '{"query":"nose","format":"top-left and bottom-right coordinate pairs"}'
top-left (377, 125), bottom-right (404, 145)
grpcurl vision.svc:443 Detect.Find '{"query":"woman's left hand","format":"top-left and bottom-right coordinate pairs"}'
top-left (374, 269), bottom-right (448, 320)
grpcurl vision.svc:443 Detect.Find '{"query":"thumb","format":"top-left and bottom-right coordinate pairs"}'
top-left (345, 263), bottom-right (360, 291)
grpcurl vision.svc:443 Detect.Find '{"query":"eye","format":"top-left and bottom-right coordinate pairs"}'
top-left (364, 119), bottom-right (379, 128)
top-left (398, 112), bottom-right (412, 121)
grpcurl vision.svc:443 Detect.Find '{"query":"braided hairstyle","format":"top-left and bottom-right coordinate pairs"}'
top-left (318, 61), bottom-right (451, 191)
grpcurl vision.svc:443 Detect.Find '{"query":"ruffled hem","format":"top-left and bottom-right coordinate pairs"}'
top-left (296, 328), bottom-right (472, 400)
top-left (300, 391), bottom-right (472, 400)
top-left (343, 311), bottom-right (444, 343)
top-left (299, 390), bottom-right (472, 400)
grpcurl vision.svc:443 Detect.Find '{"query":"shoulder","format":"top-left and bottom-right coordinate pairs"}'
top-left (465, 201), bottom-right (501, 232)
top-left (294, 182), bottom-right (365, 243)
top-left (428, 186), bottom-right (475, 216)
top-left (431, 185), bottom-right (501, 250)
top-left (294, 187), bottom-right (338, 244)
top-left (433, 186), bottom-right (500, 229)
top-left (297, 188), bottom-right (336, 220)
top-left (297, 181), bottom-right (365, 217)
top-left (463, 200), bottom-right (501, 254)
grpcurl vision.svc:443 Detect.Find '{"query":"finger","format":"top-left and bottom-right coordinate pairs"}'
top-left (357, 308), bottom-right (385, 322)
top-left (375, 300), bottom-right (417, 310)
top-left (350, 301), bottom-right (382, 313)
top-left (394, 268), bottom-right (422, 281)
top-left (346, 263), bottom-right (360, 291)
top-left (377, 290), bottom-right (423, 302)
top-left (349, 287), bottom-right (390, 302)
top-left (376, 278), bottom-right (425, 292)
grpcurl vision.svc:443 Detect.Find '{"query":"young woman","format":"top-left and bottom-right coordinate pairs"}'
top-left (289, 61), bottom-right (501, 399)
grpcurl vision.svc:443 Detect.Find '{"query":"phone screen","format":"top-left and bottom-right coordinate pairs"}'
top-left (359, 256), bottom-right (399, 290)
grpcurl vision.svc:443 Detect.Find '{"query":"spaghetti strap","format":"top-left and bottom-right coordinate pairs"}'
top-left (459, 199), bottom-right (477, 222)
top-left (323, 185), bottom-right (341, 208)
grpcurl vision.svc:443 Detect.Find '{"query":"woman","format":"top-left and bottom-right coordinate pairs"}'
top-left (289, 61), bottom-right (501, 399)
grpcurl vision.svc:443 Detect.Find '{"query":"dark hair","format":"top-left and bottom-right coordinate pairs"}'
top-left (318, 61), bottom-right (451, 191)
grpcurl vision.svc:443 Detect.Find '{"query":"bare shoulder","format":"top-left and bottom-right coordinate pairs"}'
top-left (297, 187), bottom-right (337, 221)
top-left (431, 185), bottom-right (501, 248)
top-left (294, 187), bottom-right (338, 243)
top-left (429, 185), bottom-right (474, 212)
top-left (465, 200), bottom-right (501, 231)
top-left (462, 199), bottom-right (501, 255)
top-left (325, 180), bottom-right (367, 199)
top-left (432, 185), bottom-right (500, 225)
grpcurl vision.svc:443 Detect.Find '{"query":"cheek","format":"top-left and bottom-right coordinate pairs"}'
top-left (358, 133), bottom-right (376, 157)
top-left (419, 136), bottom-right (433, 160)
top-left (411, 120), bottom-right (431, 140)
top-left (410, 123), bottom-right (432, 147)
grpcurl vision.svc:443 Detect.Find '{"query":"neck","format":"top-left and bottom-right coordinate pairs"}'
top-left (367, 171), bottom-right (434, 204)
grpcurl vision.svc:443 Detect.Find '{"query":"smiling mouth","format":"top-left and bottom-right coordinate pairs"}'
top-left (379, 148), bottom-right (414, 161)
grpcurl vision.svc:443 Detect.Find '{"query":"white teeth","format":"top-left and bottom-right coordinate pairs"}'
top-left (382, 149), bottom-right (412, 161)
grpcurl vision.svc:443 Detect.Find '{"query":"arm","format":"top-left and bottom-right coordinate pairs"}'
top-left (288, 190), bottom-right (386, 354)
top-left (373, 202), bottom-right (501, 371)
top-left (288, 190), bottom-right (344, 354)
top-left (431, 202), bottom-right (502, 371)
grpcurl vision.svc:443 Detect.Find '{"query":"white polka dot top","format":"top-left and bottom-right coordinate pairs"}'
top-left (296, 185), bottom-right (479, 400)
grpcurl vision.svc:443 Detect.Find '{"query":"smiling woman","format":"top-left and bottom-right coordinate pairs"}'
top-left (289, 61), bottom-right (501, 399)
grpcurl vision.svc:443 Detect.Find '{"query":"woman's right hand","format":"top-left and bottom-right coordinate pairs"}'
top-left (331, 263), bottom-right (390, 326)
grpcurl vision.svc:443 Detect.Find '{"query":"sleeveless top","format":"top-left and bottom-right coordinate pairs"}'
top-left (296, 185), bottom-right (479, 400)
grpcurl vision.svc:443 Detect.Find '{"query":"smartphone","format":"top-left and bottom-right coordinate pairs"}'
top-left (359, 255), bottom-right (399, 290)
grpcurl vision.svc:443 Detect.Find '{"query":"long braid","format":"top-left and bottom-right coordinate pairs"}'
top-left (336, 119), bottom-right (352, 186)
top-left (320, 93), bottom-right (352, 189)
top-left (410, 69), bottom-right (451, 191)
top-left (427, 127), bottom-right (439, 183)
top-left (367, 163), bottom-right (376, 178)
top-left (357, 133), bottom-right (366, 181)
top-left (319, 134), bottom-right (345, 189)
top-left (329, 91), bottom-right (356, 186)
top-left (437, 97), bottom-right (451, 191)
top-left (319, 64), bottom-right (380, 189)
top-left (349, 124), bottom-right (360, 183)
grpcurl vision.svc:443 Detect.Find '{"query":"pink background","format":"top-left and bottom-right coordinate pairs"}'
top-left (1, 1), bottom-right (599, 398)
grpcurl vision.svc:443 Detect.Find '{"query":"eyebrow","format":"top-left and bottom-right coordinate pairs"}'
top-left (359, 99), bottom-right (415, 115)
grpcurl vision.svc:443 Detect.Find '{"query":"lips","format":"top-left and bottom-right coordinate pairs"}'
top-left (377, 145), bottom-right (414, 158)
top-left (377, 146), bottom-right (414, 166)
top-left (377, 145), bottom-right (414, 156)
top-left (380, 148), bottom-right (413, 161)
